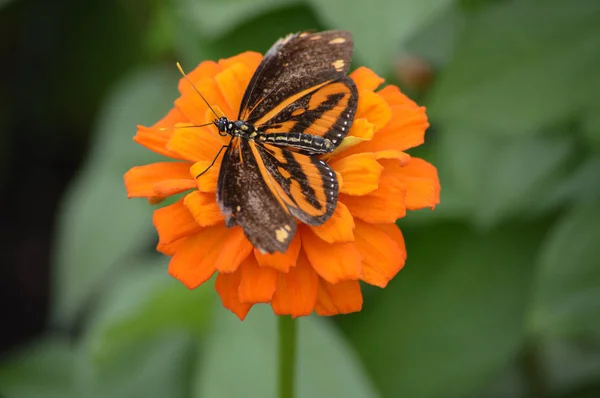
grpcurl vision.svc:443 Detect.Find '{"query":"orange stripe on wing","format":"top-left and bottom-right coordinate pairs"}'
top-left (247, 141), bottom-right (290, 214)
top-left (250, 81), bottom-right (331, 126)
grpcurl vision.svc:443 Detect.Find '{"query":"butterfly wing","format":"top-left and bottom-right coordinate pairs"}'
top-left (240, 31), bottom-right (358, 150)
top-left (217, 137), bottom-right (296, 254)
top-left (252, 143), bottom-right (338, 226)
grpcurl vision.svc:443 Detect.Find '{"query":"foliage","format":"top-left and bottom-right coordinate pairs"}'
top-left (2, 0), bottom-right (600, 397)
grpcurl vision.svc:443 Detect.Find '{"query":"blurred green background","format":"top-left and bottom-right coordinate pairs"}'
top-left (1, 0), bottom-right (600, 397)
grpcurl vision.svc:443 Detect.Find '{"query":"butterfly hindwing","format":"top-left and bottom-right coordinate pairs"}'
top-left (255, 76), bottom-right (358, 150)
top-left (252, 143), bottom-right (338, 225)
top-left (216, 137), bottom-right (296, 253)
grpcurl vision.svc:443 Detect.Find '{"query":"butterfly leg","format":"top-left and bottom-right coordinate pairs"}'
top-left (195, 144), bottom-right (230, 178)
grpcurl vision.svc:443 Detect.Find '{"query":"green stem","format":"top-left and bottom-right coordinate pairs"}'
top-left (278, 315), bottom-right (297, 398)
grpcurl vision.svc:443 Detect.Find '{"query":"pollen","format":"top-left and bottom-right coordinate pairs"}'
top-left (275, 227), bottom-right (289, 243)
top-left (332, 59), bottom-right (345, 71)
top-left (329, 38), bottom-right (346, 44)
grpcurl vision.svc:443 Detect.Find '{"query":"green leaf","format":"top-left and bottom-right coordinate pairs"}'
top-left (529, 202), bottom-right (600, 339)
top-left (341, 222), bottom-right (545, 398)
top-left (428, 0), bottom-right (600, 134)
top-left (435, 128), bottom-right (573, 227)
top-left (51, 67), bottom-right (179, 327)
top-left (82, 256), bottom-right (214, 366)
top-left (307, 0), bottom-right (455, 73)
top-left (75, 334), bottom-right (196, 398)
top-left (0, 339), bottom-right (76, 398)
top-left (193, 305), bottom-right (378, 398)
top-left (542, 155), bottom-right (600, 211)
top-left (180, 0), bottom-right (300, 39)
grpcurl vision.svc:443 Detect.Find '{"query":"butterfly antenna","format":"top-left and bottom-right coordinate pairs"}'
top-left (176, 62), bottom-right (220, 119)
top-left (158, 122), bottom-right (214, 131)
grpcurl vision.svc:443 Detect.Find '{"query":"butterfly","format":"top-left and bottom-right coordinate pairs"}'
top-left (192, 31), bottom-right (358, 254)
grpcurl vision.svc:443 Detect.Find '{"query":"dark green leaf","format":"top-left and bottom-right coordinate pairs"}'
top-left (51, 67), bottom-right (179, 327)
top-left (530, 202), bottom-right (600, 339)
top-left (341, 222), bottom-right (545, 398)
top-left (82, 256), bottom-right (214, 365)
top-left (428, 0), bottom-right (600, 134)
top-left (193, 305), bottom-right (378, 398)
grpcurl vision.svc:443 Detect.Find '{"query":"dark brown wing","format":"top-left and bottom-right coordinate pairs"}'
top-left (239, 30), bottom-right (354, 124)
top-left (216, 137), bottom-right (297, 254)
top-left (252, 143), bottom-right (338, 226)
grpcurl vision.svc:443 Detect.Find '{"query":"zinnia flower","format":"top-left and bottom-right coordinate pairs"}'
top-left (124, 51), bottom-right (440, 320)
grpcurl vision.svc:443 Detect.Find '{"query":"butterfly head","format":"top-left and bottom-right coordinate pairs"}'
top-left (213, 116), bottom-right (230, 135)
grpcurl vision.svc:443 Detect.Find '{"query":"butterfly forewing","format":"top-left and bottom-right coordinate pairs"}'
top-left (217, 138), bottom-right (296, 253)
top-left (239, 31), bottom-right (354, 123)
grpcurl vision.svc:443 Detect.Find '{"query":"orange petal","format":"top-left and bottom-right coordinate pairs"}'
top-left (215, 227), bottom-right (254, 273)
top-left (315, 280), bottom-right (363, 316)
top-left (355, 89), bottom-right (392, 133)
top-left (340, 159), bottom-right (407, 223)
top-left (175, 77), bottom-right (233, 124)
top-left (152, 179), bottom-right (196, 197)
top-left (271, 252), bottom-right (318, 318)
top-left (166, 125), bottom-right (225, 163)
top-left (301, 227), bottom-right (362, 284)
top-left (157, 238), bottom-right (185, 256)
top-left (183, 190), bottom-right (224, 226)
top-left (254, 232), bottom-right (301, 273)
top-left (215, 62), bottom-right (253, 118)
top-left (190, 161), bottom-right (220, 192)
top-left (168, 224), bottom-right (229, 289)
top-left (125, 162), bottom-right (193, 198)
top-left (354, 221), bottom-right (406, 288)
top-left (374, 150), bottom-right (411, 165)
top-left (329, 119), bottom-right (375, 156)
top-left (218, 51), bottom-right (262, 72)
top-left (400, 157), bottom-right (441, 210)
top-left (378, 84), bottom-right (419, 108)
top-left (330, 153), bottom-right (383, 196)
top-left (178, 60), bottom-right (222, 94)
top-left (215, 269), bottom-right (252, 321)
top-left (135, 126), bottom-right (179, 159)
top-left (350, 67), bottom-right (384, 92)
top-left (153, 197), bottom-right (202, 245)
top-left (308, 202), bottom-right (355, 243)
top-left (238, 255), bottom-right (278, 304)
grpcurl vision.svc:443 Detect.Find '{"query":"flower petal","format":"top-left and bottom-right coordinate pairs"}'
top-left (308, 202), bottom-right (354, 243)
top-left (176, 77), bottom-right (233, 124)
top-left (152, 179), bottom-right (196, 197)
top-left (178, 60), bottom-right (221, 94)
top-left (271, 252), bottom-right (318, 318)
top-left (400, 157), bottom-right (441, 210)
top-left (215, 62), bottom-right (253, 117)
top-left (215, 269), bottom-right (252, 321)
top-left (135, 127), bottom-right (179, 160)
top-left (190, 161), bottom-right (220, 192)
top-left (301, 227), bottom-right (362, 284)
top-left (157, 239), bottom-right (185, 256)
top-left (350, 67), bottom-right (384, 92)
top-left (341, 159), bottom-right (407, 223)
top-left (166, 125), bottom-right (226, 163)
top-left (215, 227), bottom-right (254, 273)
top-left (125, 162), bottom-right (193, 198)
top-left (254, 232), bottom-right (301, 273)
top-left (153, 198), bottom-right (201, 245)
top-left (168, 224), bottom-right (230, 289)
top-left (183, 191), bottom-right (224, 226)
top-left (218, 51), bottom-right (262, 72)
top-left (355, 89), bottom-right (391, 133)
top-left (238, 255), bottom-right (278, 304)
top-left (315, 280), bottom-right (363, 316)
top-left (329, 119), bottom-right (375, 155)
top-left (354, 221), bottom-right (406, 288)
top-left (330, 153), bottom-right (383, 196)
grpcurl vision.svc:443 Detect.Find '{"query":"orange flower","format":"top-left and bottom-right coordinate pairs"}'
top-left (124, 51), bottom-right (440, 320)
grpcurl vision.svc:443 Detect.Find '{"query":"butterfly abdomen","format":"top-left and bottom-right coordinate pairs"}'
top-left (258, 132), bottom-right (333, 154)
